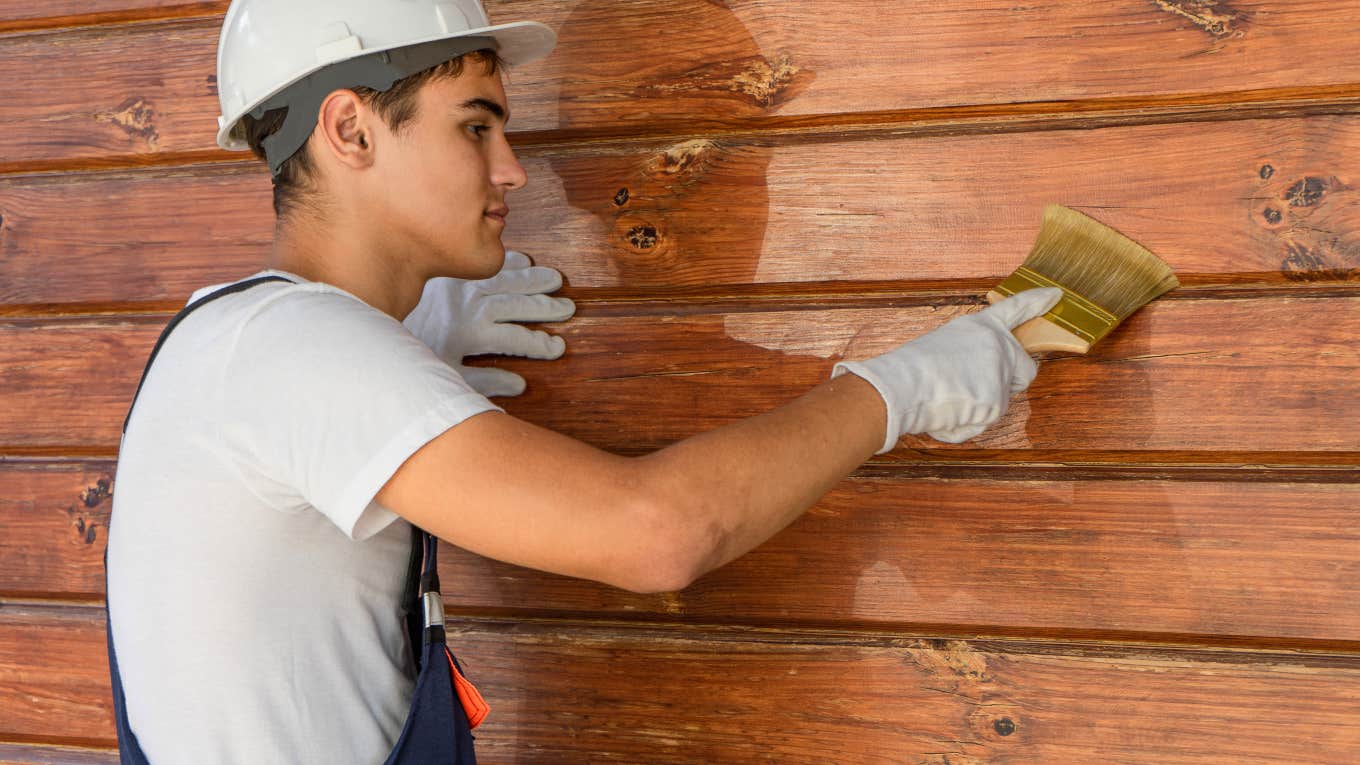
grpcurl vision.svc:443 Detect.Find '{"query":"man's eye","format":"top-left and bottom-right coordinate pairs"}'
top-left (467, 124), bottom-right (490, 137)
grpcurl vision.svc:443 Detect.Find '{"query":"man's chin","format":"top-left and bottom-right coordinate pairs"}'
top-left (464, 247), bottom-right (506, 280)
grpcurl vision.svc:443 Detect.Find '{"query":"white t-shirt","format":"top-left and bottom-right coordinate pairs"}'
top-left (106, 268), bottom-right (502, 764)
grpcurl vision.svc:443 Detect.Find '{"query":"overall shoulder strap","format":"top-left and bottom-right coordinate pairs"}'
top-left (122, 275), bottom-right (296, 435)
top-left (401, 524), bottom-right (425, 668)
top-left (401, 528), bottom-right (442, 670)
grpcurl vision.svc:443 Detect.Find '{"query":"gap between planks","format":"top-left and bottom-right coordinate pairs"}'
top-left (5, 600), bottom-right (1360, 666)
top-left (1, 450), bottom-right (1357, 482)
top-left (0, 280), bottom-right (1357, 322)
top-left (0, 740), bottom-right (116, 761)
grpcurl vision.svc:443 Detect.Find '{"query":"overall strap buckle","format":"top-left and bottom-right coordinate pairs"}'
top-left (422, 590), bottom-right (445, 629)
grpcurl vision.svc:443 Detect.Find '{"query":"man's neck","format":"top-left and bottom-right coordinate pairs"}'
top-left (266, 219), bottom-right (428, 323)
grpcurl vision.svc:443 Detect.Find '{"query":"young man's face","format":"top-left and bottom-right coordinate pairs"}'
top-left (370, 62), bottom-right (526, 280)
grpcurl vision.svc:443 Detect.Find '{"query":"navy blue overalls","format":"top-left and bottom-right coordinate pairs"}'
top-left (104, 274), bottom-right (489, 763)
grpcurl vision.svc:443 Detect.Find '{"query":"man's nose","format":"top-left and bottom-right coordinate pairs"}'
top-left (492, 138), bottom-right (528, 190)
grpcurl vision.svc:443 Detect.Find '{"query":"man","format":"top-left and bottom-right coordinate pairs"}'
top-left (105, 0), bottom-right (1061, 762)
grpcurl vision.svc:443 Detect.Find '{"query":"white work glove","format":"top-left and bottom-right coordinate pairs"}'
top-left (402, 249), bottom-right (576, 397)
top-left (831, 287), bottom-right (1063, 452)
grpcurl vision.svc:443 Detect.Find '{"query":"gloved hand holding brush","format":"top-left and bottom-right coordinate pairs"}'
top-left (402, 249), bottom-right (576, 398)
top-left (831, 287), bottom-right (1062, 451)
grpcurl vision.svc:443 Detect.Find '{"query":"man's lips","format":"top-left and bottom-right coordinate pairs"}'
top-left (485, 206), bottom-right (508, 222)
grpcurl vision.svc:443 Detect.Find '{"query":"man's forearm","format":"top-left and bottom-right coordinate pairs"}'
top-left (636, 371), bottom-right (887, 585)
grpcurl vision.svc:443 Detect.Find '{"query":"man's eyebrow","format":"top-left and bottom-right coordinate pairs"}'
top-left (459, 97), bottom-right (509, 123)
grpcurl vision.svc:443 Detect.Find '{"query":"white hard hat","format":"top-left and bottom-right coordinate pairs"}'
top-left (215, 0), bottom-right (555, 174)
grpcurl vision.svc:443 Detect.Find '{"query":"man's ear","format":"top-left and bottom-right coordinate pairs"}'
top-left (316, 89), bottom-right (374, 171)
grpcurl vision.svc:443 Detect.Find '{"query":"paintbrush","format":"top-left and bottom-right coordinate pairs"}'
top-left (986, 204), bottom-right (1180, 353)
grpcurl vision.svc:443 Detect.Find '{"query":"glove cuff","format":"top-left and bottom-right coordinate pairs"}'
top-left (831, 360), bottom-right (906, 455)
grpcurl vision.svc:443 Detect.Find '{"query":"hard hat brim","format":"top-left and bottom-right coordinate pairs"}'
top-left (216, 19), bottom-right (556, 152)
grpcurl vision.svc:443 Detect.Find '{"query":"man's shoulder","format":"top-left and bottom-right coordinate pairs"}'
top-left (224, 282), bottom-right (440, 383)
top-left (186, 270), bottom-right (304, 305)
top-left (226, 281), bottom-right (392, 337)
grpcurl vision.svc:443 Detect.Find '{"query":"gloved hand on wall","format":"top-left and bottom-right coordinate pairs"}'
top-left (402, 249), bottom-right (576, 398)
top-left (831, 287), bottom-right (1062, 452)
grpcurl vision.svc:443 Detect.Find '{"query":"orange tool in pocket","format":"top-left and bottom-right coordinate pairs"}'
top-left (445, 646), bottom-right (490, 729)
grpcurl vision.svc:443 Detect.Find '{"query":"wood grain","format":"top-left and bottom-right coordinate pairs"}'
top-left (0, 608), bottom-right (113, 749)
top-left (4, 606), bottom-right (1359, 763)
top-left (6, 2), bottom-right (1360, 167)
top-left (446, 477), bottom-right (1360, 646)
top-left (447, 621), bottom-right (1360, 765)
top-left (0, 1), bottom-right (219, 34)
top-left (0, 744), bottom-right (113, 765)
top-left (498, 296), bottom-right (1360, 453)
top-left (1, 115), bottom-right (1357, 307)
top-left (491, 0), bottom-right (1360, 132)
top-left (4, 0), bottom-right (1357, 761)
top-left (0, 463), bottom-right (111, 601)
top-left (0, 296), bottom-right (1356, 453)
top-left (5, 460), bottom-right (1360, 645)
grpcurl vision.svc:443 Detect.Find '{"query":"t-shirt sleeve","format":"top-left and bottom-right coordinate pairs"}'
top-left (218, 287), bottom-right (503, 542)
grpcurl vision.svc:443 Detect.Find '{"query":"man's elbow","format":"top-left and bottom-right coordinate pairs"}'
top-left (624, 491), bottom-right (721, 595)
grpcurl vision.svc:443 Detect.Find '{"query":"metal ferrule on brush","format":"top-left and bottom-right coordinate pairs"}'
top-left (993, 267), bottom-right (1120, 345)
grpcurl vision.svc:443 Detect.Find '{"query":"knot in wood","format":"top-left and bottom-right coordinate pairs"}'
top-left (627, 225), bottom-right (659, 250)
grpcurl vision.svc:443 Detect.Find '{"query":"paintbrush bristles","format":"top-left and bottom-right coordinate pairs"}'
top-left (1026, 205), bottom-right (1180, 321)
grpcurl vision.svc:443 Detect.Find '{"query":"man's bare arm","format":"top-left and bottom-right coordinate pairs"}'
top-left (633, 371), bottom-right (885, 582)
top-left (377, 290), bottom-right (1058, 594)
top-left (374, 372), bottom-right (885, 594)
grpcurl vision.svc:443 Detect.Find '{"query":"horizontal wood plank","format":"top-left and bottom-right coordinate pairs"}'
top-left (491, 0), bottom-right (1360, 132)
top-left (1, 115), bottom-right (1357, 307)
top-left (0, 744), bottom-right (113, 765)
top-left (447, 477), bottom-right (1360, 645)
top-left (0, 464), bottom-right (111, 601)
top-left (0, 296), bottom-right (1356, 453)
top-left (0, 1), bottom-right (219, 34)
top-left (4, 606), bottom-right (1359, 762)
top-left (0, 0), bottom-right (202, 18)
top-left (5, 460), bottom-right (1360, 644)
top-left (500, 296), bottom-right (1360, 453)
top-left (0, 609), bottom-right (113, 749)
top-left (451, 621), bottom-right (1360, 765)
top-left (6, 2), bottom-right (1360, 167)
top-left (508, 115), bottom-right (1360, 289)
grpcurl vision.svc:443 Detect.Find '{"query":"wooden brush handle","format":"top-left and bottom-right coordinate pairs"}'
top-left (985, 290), bottom-right (1092, 354)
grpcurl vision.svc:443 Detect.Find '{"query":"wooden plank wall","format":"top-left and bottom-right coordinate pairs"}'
top-left (2, 1), bottom-right (1359, 761)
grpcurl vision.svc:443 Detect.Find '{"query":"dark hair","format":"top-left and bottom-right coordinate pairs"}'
top-left (239, 48), bottom-right (505, 222)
